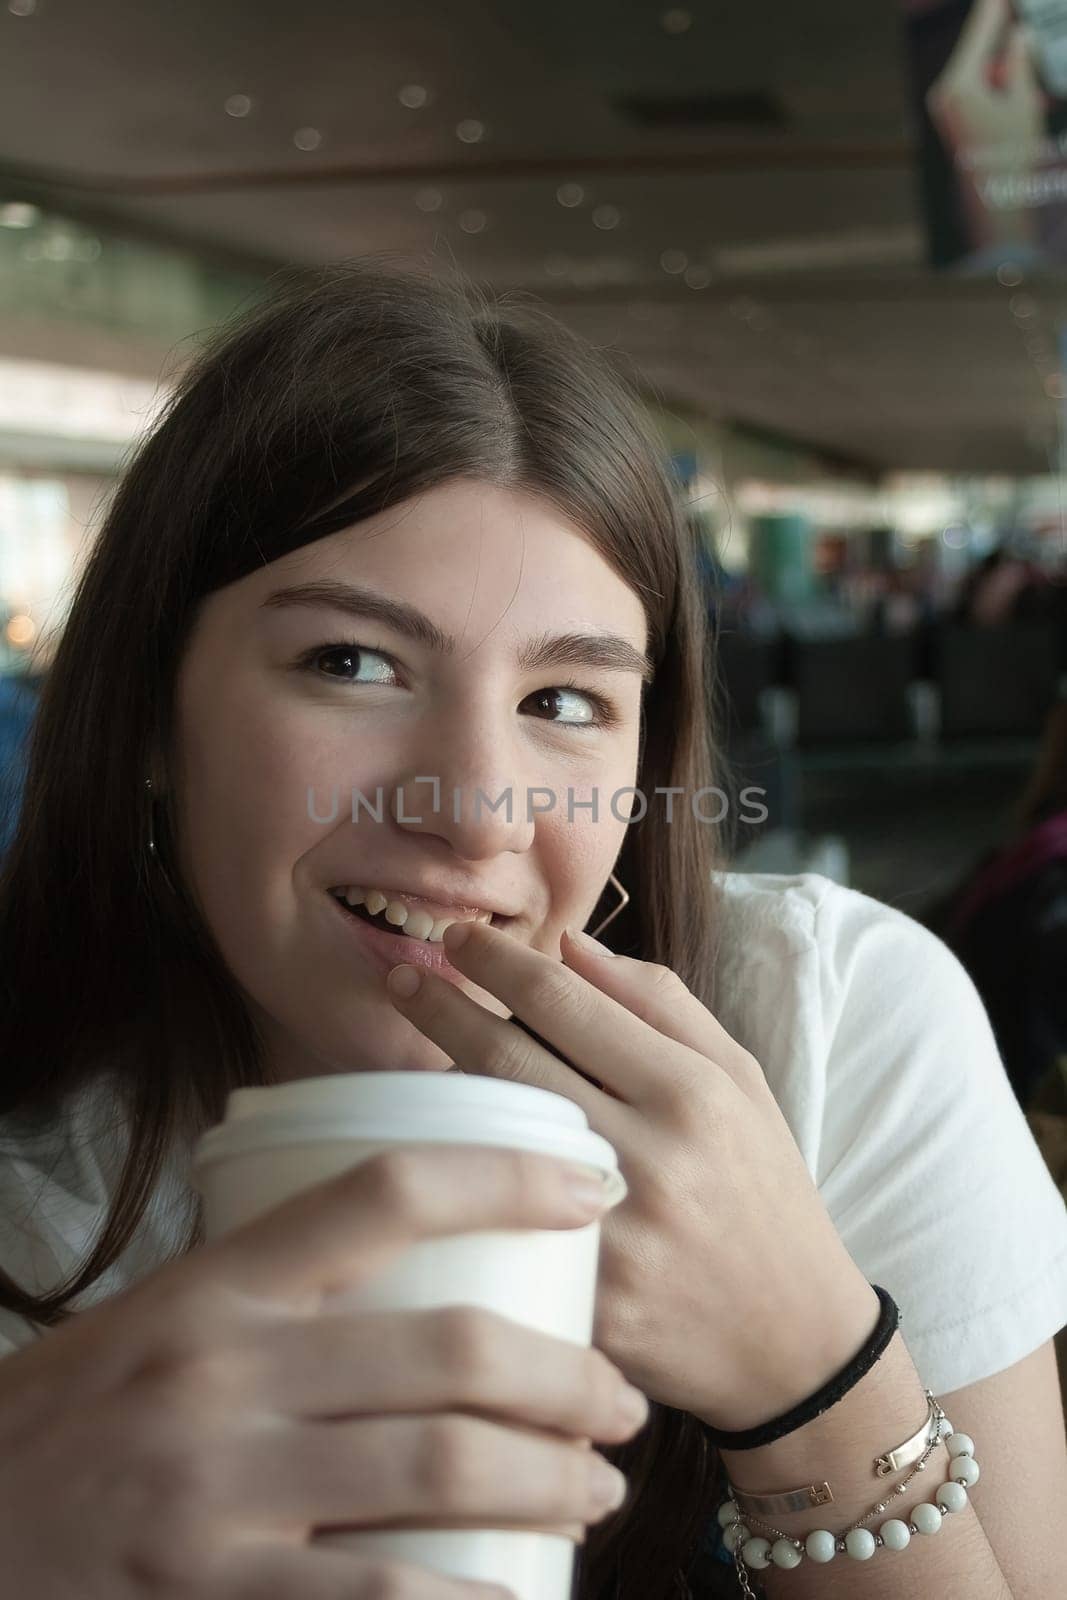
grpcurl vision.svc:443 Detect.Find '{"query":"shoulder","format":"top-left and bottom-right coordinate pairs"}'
top-left (710, 872), bottom-right (1067, 1394)
top-left (711, 866), bottom-right (1021, 1148)
top-left (710, 867), bottom-right (963, 1052)
top-left (712, 867), bottom-right (976, 1032)
top-left (713, 865), bottom-right (949, 958)
top-left (0, 1076), bottom-right (197, 1355)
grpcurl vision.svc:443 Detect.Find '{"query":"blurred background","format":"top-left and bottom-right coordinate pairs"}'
top-left (0, 0), bottom-right (1066, 1187)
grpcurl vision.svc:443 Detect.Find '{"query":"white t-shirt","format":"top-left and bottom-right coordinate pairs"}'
top-left (2, 870), bottom-right (1066, 1395)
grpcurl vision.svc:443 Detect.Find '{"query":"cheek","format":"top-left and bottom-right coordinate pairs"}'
top-left (172, 675), bottom-right (375, 923)
top-left (534, 753), bottom-right (638, 914)
top-left (540, 805), bottom-right (628, 925)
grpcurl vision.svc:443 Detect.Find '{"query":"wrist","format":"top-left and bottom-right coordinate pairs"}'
top-left (715, 1328), bottom-right (927, 1531)
top-left (697, 1271), bottom-right (883, 1436)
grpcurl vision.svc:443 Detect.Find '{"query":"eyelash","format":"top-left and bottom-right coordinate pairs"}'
top-left (296, 640), bottom-right (621, 730)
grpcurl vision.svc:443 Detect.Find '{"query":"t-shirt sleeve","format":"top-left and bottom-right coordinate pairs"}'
top-left (0, 1152), bottom-right (79, 1359)
top-left (812, 881), bottom-right (1067, 1396)
top-left (0, 1307), bottom-right (41, 1358)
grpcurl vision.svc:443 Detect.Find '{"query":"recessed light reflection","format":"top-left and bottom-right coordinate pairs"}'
top-left (456, 119), bottom-right (486, 143)
top-left (592, 205), bottom-right (621, 230)
top-left (415, 188), bottom-right (444, 212)
top-left (225, 95), bottom-right (253, 118)
top-left (661, 8), bottom-right (692, 32)
top-left (4, 613), bottom-right (35, 647)
top-left (293, 127), bottom-right (323, 151)
top-left (684, 264), bottom-right (712, 288)
top-left (660, 249), bottom-right (687, 273)
top-left (399, 84), bottom-right (429, 109)
top-left (459, 209), bottom-right (487, 233)
top-left (556, 183), bottom-right (585, 208)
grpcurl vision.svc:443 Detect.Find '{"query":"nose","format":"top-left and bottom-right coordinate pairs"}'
top-left (389, 723), bottom-right (535, 861)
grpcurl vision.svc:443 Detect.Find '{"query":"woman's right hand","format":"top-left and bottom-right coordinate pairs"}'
top-left (0, 1144), bottom-right (646, 1599)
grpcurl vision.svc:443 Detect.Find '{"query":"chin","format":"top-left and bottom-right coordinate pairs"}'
top-left (255, 991), bottom-right (458, 1079)
top-left (320, 1031), bottom-right (456, 1076)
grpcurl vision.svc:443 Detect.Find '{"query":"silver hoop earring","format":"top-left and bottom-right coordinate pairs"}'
top-left (145, 776), bottom-right (178, 897)
top-left (589, 871), bottom-right (629, 940)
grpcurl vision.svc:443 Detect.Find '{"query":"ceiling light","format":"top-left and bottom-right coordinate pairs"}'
top-left (459, 209), bottom-right (487, 233)
top-left (399, 84), bottom-right (429, 109)
top-left (684, 264), bottom-right (712, 288)
top-left (1010, 294), bottom-right (1036, 318)
top-left (456, 119), bottom-right (486, 143)
top-left (556, 182), bottom-right (585, 207)
top-left (0, 202), bottom-right (38, 228)
top-left (997, 262), bottom-right (1023, 287)
top-left (660, 249), bottom-right (687, 273)
top-left (225, 95), bottom-right (253, 118)
top-left (293, 127), bottom-right (323, 151)
top-left (0, 357), bottom-right (168, 444)
top-left (415, 188), bottom-right (444, 212)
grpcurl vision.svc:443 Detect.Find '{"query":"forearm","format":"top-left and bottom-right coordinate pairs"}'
top-left (714, 1331), bottom-right (1012, 1599)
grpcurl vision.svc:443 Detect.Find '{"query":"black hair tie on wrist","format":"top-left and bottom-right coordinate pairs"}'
top-left (701, 1285), bottom-right (901, 1451)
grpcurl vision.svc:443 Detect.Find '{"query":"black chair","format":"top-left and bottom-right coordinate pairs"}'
top-left (712, 629), bottom-right (779, 743)
top-left (792, 634), bottom-right (916, 746)
top-left (937, 623), bottom-right (1060, 739)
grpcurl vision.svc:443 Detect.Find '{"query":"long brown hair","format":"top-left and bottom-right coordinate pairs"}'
top-left (0, 258), bottom-right (736, 1599)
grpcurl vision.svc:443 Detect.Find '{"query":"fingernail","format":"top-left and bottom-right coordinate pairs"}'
top-left (617, 1385), bottom-right (650, 1428)
top-left (590, 1459), bottom-right (628, 1510)
top-left (443, 920), bottom-right (473, 952)
top-left (562, 1163), bottom-right (613, 1212)
top-left (566, 927), bottom-right (616, 958)
top-left (387, 964), bottom-right (422, 998)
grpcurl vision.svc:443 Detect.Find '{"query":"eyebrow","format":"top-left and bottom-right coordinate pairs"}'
top-left (260, 580), bottom-right (654, 683)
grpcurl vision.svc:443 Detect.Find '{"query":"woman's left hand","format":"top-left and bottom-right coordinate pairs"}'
top-left (385, 920), bottom-right (881, 1431)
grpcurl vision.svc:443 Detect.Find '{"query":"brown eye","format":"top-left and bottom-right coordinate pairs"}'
top-left (522, 685), bottom-right (617, 728)
top-left (304, 643), bottom-right (397, 684)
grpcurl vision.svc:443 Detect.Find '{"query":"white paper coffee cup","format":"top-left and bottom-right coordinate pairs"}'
top-left (191, 1071), bottom-right (628, 1600)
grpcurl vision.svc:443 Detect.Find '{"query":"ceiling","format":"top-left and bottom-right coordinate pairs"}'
top-left (2, 0), bottom-right (1066, 474)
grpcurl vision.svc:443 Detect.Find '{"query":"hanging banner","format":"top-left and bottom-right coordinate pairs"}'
top-left (902, 0), bottom-right (1067, 268)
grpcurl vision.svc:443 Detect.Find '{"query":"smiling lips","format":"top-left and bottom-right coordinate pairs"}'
top-left (329, 885), bottom-right (496, 943)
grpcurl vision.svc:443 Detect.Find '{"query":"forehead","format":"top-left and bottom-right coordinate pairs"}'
top-left (236, 479), bottom-right (649, 648)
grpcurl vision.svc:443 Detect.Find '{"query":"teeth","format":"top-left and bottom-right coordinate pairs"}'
top-left (402, 907), bottom-right (435, 940)
top-left (333, 887), bottom-right (495, 942)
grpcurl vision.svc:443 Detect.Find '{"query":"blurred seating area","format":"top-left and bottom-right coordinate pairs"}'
top-left (705, 507), bottom-right (1067, 918)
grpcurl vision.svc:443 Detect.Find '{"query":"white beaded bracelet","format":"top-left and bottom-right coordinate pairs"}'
top-left (716, 1402), bottom-right (980, 1587)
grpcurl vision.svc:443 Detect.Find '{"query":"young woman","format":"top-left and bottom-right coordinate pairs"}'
top-left (0, 260), bottom-right (1064, 1600)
